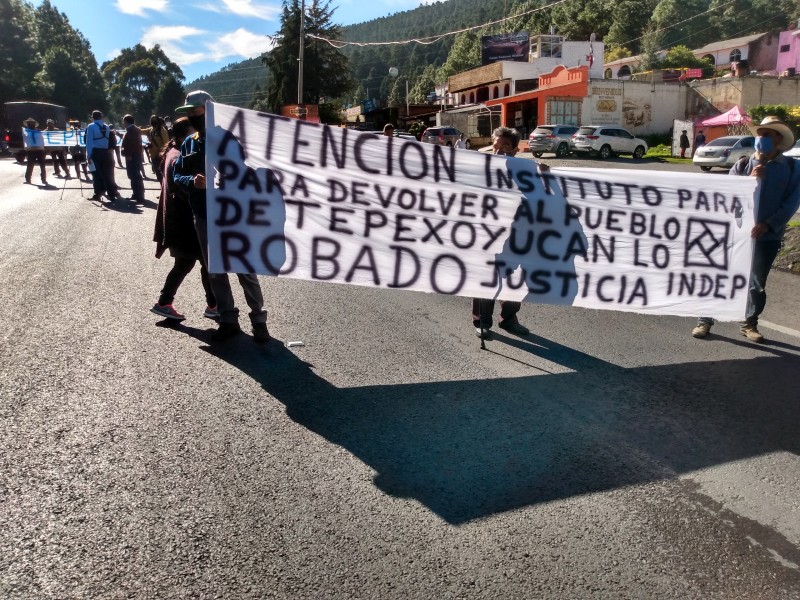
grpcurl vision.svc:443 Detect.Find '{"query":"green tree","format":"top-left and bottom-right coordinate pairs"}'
top-left (30, 0), bottom-right (106, 116)
top-left (261, 0), bottom-right (352, 113)
top-left (649, 0), bottom-right (709, 50)
top-left (605, 46), bottom-right (633, 63)
top-left (548, 0), bottom-right (614, 43)
top-left (0, 0), bottom-right (39, 105)
top-left (747, 104), bottom-right (792, 125)
top-left (387, 77), bottom-right (402, 107)
top-left (408, 64), bottom-right (437, 103)
top-left (707, 0), bottom-right (796, 42)
top-left (154, 75), bottom-right (185, 118)
top-left (102, 44), bottom-right (185, 123)
top-left (661, 45), bottom-right (710, 69)
top-left (604, 0), bottom-right (658, 53)
top-left (639, 24), bottom-right (664, 71)
top-left (438, 31), bottom-right (481, 81)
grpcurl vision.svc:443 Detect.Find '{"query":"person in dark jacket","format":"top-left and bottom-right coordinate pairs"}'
top-left (692, 130), bottom-right (706, 157)
top-left (120, 114), bottom-right (145, 203)
top-left (679, 130), bottom-right (690, 159)
top-left (151, 117), bottom-right (216, 321)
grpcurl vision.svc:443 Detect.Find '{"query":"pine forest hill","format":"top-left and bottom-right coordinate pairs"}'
top-left (185, 0), bottom-right (797, 111)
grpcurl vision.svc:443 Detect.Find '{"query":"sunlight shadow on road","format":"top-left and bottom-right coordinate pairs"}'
top-left (191, 332), bottom-right (800, 524)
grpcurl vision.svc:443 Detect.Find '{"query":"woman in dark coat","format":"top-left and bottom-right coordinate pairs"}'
top-left (150, 117), bottom-right (216, 321)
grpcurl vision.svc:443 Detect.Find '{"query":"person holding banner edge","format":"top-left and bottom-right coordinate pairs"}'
top-left (173, 90), bottom-right (270, 343)
top-left (45, 119), bottom-right (71, 179)
top-left (472, 126), bottom-right (546, 339)
top-left (692, 116), bottom-right (800, 343)
top-left (22, 118), bottom-right (48, 185)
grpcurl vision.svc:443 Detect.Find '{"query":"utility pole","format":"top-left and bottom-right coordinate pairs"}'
top-left (297, 0), bottom-right (305, 106)
top-left (406, 78), bottom-right (409, 120)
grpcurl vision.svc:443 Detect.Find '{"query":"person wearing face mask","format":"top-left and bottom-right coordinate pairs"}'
top-left (692, 116), bottom-right (799, 342)
top-left (173, 90), bottom-right (269, 343)
top-left (471, 126), bottom-right (550, 339)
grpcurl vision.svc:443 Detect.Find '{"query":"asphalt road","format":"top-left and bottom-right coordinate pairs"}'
top-left (1, 151), bottom-right (799, 599)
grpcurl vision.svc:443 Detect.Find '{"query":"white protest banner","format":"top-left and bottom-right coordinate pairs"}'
top-left (206, 103), bottom-right (756, 321)
top-left (23, 128), bottom-right (86, 147)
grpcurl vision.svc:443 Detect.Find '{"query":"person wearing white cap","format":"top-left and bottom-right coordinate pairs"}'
top-left (173, 90), bottom-right (270, 343)
top-left (692, 116), bottom-right (800, 342)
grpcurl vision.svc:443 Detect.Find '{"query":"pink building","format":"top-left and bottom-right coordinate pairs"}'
top-left (776, 26), bottom-right (800, 76)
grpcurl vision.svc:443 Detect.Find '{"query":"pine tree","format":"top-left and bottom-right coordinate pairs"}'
top-left (261, 0), bottom-right (352, 113)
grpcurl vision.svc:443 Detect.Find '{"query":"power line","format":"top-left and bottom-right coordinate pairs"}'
top-left (619, 0), bottom-right (739, 48)
top-left (308, 0), bottom-right (576, 48)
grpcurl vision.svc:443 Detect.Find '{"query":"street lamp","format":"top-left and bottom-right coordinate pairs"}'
top-left (389, 67), bottom-right (409, 120)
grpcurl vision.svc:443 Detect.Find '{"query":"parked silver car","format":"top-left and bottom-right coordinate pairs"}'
top-left (528, 124), bottom-right (578, 157)
top-left (692, 135), bottom-right (755, 171)
top-left (421, 126), bottom-right (469, 148)
top-left (572, 125), bottom-right (648, 159)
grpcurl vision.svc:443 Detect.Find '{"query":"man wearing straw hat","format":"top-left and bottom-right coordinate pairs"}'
top-left (22, 117), bottom-right (47, 185)
top-left (692, 116), bottom-right (800, 342)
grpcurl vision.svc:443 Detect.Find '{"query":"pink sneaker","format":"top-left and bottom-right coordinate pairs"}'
top-left (203, 305), bottom-right (219, 319)
top-left (150, 303), bottom-right (186, 321)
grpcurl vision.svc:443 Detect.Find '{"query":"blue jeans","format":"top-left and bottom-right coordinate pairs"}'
top-left (744, 239), bottom-right (781, 326)
top-left (698, 239), bottom-right (781, 327)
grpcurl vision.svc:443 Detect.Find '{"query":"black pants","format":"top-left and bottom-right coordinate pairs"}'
top-left (158, 255), bottom-right (215, 308)
top-left (25, 149), bottom-right (47, 182)
top-left (50, 150), bottom-right (69, 175)
top-left (90, 148), bottom-right (115, 197)
top-left (472, 298), bottom-right (520, 329)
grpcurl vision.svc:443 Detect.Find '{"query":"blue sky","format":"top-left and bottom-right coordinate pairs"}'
top-left (40, 0), bottom-right (438, 82)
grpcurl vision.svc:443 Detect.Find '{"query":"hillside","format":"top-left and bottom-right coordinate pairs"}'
top-left (187, 0), bottom-right (522, 107)
top-left (188, 0), bottom-right (797, 109)
top-left (186, 57), bottom-right (269, 107)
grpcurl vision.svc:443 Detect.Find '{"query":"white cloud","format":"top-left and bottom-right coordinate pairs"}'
top-left (114, 0), bottom-right (169, 17)
top-left (138, 25), bottom-right (274, 71)
top-left (140, 25), bottom-right (210, 65)
top-left (209, 28), bottom-right (276, 61)
top-left (199, 0), bottom-right (281, 20)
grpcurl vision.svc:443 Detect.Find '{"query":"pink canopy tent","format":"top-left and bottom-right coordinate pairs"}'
top-left (699, 105), bottom-right (751, 126)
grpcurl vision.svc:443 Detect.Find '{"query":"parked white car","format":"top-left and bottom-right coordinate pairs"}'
top-left (784, 139), bottom-right (800, 158)
top-left (571, 125), bottom-right (648, 159)
top-left (692, 135), bottom-right (756, 171)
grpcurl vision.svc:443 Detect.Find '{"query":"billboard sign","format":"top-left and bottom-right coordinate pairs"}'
top-left (481, 32), bottom-right (530, 65)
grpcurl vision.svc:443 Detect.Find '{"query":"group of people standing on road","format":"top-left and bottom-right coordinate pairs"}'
top-left (21, 111), bottom-right (173, 201)
top-left (144, 97), bottom-right (797, 348)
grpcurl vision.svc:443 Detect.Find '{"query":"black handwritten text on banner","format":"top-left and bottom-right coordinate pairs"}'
top-left (206, 103), bottom-right (756, 321)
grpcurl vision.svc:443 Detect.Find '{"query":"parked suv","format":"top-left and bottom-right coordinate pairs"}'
top-left (572, 125), bottom-right (648, 159)
top-left (421, 126), bottom-right (469, 148)
top-left (528, 124), bottom-right (578, 157)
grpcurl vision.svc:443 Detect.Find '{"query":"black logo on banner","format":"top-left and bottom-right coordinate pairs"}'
top-left (684, 218), bottom-right (731, 270)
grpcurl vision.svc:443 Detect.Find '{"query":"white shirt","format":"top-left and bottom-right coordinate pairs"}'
top-left (454, 139), bottom-right (466, 149)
